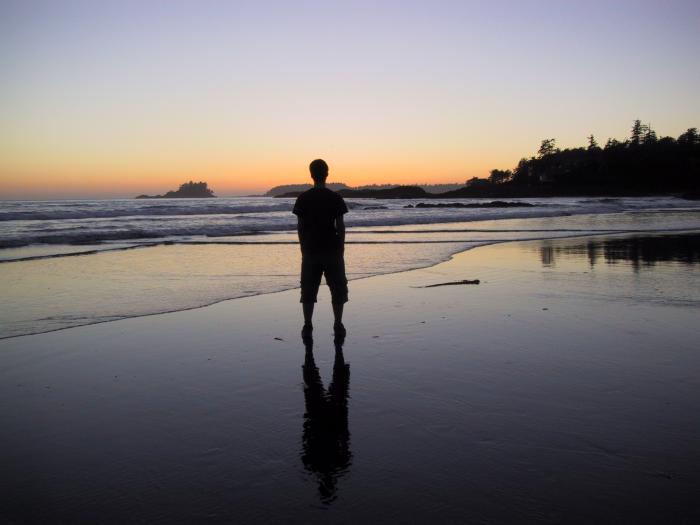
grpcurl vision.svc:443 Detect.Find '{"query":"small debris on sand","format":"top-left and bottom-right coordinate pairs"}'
top-left (416, 279), bottom-right (480, 288)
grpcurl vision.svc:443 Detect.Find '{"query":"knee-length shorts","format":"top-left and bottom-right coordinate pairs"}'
top-left (300, 251), bottom-right (348, 304)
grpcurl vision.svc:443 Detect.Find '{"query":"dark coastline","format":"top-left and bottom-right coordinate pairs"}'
top-left (274, 185), bottom-right (697, 199)
top-left (275, 122), bottom-right (700, 200)
top-left (135, 195), bottom-right (216, 199)
top-left (136, 181), bottom-right (216, 199)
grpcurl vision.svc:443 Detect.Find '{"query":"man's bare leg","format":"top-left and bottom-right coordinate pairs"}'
top-left (332, 302), bottom-right (343, 324)
top-left (303, 302), bottom-right (314, 325)
top-left (302, 302), bottom-right (314, 339)
top-left (332, 302), bottom-right (346, 338)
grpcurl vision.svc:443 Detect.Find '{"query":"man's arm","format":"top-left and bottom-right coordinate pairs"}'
top-left (297, 216), bottom-right (305, 249)
top-left (336, 214), bottom-right (345, 251)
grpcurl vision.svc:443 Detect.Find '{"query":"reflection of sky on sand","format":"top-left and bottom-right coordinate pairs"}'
top-left (2, 212), bottom-right (699, 338)
top-left (454, 233), bottom-right (700, 312)
top-left (1, 232), bottom-right (699, 522)
top-left (536, 234), bottom-right (700, 269)
top-left (0, 241), bottom-right (472, 338)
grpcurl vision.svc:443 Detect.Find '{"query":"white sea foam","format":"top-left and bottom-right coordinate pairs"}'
top-left (1, 197), bottom-right (700, 338)
top-left (1, 196), bottom-right (699, 251)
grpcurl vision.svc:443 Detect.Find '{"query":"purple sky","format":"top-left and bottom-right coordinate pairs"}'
top-left (1, 0), bottom-right (699, 196)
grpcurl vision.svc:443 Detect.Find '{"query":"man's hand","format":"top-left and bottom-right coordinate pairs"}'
top-left (297, 216), bottom-right (305, 252)
top-left (336, 215), bottom-right (346, 253)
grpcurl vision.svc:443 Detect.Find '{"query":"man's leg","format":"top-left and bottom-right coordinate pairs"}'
top-left (332, 302), bottom-right (343, 325)
top-left (325, 252), bottom-right (348, 337)
top-left (303, 302), bottom-right (315, 325)
top-left (300, 254), bottom-right (322, 338)
top-left (332, 302), bottom-right (346, 338)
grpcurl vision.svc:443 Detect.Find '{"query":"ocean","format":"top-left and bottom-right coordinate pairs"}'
top-left (2, 195), bottom-right (700, 338)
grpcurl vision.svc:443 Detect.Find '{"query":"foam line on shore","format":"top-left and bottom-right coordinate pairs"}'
top-left (2, 226), bottom-right (698, 264)
top-left (4, 228), bottom-right (700, 340)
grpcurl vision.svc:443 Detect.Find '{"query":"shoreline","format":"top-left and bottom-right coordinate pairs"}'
top-left (3, 197), bottom-right (700, 253)
top-left (3, 227), bottom-right (699, 341)
top-left (3, 223), bottom-right (700, 265)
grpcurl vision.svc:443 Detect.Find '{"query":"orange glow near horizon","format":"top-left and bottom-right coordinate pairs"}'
top-left (0, 157), bottom-right (507, 198)
top-left (2, 2), bottom-right (699, 199)
top-left (0, 97), bottom-right (525, 197)
top-left (0, 141), bottom-right (513, 197)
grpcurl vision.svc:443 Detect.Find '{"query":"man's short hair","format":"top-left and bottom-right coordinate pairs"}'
top-left (309, 159), bottom-right (329, 182)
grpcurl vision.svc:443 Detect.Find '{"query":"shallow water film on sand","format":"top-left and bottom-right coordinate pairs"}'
top-left (1, 232), bottom-right (699, 523)
top-left (1, 197), bottom-right (700, 338)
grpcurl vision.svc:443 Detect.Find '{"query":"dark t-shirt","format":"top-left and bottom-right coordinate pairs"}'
top-left (293, 187), bottom-right (348, 253)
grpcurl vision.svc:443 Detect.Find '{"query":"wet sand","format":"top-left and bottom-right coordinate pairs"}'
top-left (1, 233), bottom-right (699, 524)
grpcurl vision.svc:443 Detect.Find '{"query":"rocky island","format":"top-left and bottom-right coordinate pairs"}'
top-left (136, 181), bottom-right (216, 199)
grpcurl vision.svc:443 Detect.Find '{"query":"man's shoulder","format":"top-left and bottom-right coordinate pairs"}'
top-left (322, 187), bottom-right (345, 201)
top-left (292, 190), bottom-right (310, 215)
top-left (331, 189), bottom-right (348, 208)
top-left (295, 187), bottom-right (346, 208)
top-left (301, 187), bottom-right (343, 199)
top-left (298, 187), bottom-right (319, 197)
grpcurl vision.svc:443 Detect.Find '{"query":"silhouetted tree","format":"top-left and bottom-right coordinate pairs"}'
top-left (538, 138), bottom-right (557, 157)
top-left (605, 138), bottom-right (622, 149)
top-left (489, 169), bottom-right (512, 184)
top-left (511, 158), bottom-right (532, 186)
top-left (480, 119), bottom-right (698, 196)
top-left (641, 123), bottom-right (657, 144)
top-left (678, 128), bottom-right (699, 146)
top-left (166, 181), bottom-right (215, 197)
top-left (630, 119), bottom-right (643, 146)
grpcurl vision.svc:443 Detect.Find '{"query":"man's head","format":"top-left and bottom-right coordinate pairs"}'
top-left (309, 159), bottom-right (329, 183)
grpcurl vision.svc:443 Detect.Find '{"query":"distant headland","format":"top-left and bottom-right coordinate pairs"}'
top-left (136, 181), bottom-right (216, 199)
top-left (272, 120), bottom-right (699, 199)
top-left (266, 182), bottom-right (465, 197)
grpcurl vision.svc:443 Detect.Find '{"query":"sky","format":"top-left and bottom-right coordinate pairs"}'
top-left (1, 0), bottom-right (699, 198)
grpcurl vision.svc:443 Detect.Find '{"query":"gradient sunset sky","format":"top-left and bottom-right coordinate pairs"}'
top-left (1, 0), bottom-right (699, 198)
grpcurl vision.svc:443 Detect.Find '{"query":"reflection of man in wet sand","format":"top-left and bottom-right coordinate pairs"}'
top-left (293, 159), bottom-right (348, 340)
top-left (301, 338), bottom-right (351, 504)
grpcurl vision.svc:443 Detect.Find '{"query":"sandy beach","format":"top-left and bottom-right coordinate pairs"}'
top-left (4, 1), bottom-right (700, 522)
top-left (1, 232), bottom-right (699, 523)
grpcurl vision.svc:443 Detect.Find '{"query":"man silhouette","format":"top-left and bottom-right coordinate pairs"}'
top-left (293, 159), bottom-right (348, 339)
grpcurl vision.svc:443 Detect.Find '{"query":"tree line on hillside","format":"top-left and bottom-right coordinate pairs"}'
top-left (273, 120), bottom-right (699, 199)
top-left (475, 121), bottom-right (699, 196)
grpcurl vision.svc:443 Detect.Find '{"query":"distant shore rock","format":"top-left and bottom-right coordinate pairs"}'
top-left (136, 181), bottom-right (215, 199)
top-left (267, 182), bottom-right (465, 196)
top-left (266, 183), bottom-right (348, 197)
top-left (338, 186), bottom-right (429, 199)
top-left (270, 183), bottom-right (694, 201)
top-left (410, 201), bottom-right (535, 208)
top-left (273, 185), bottom-right (431, 199)
top-left (275, 191), bottom-right (303, 198)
